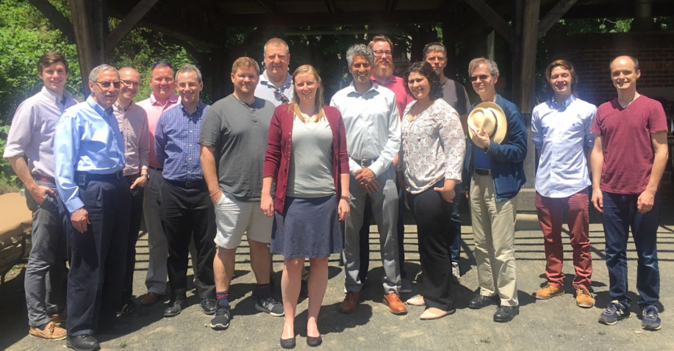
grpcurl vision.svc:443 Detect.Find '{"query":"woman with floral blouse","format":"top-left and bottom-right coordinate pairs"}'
top-left (398, 61), bottom-right (466, 320)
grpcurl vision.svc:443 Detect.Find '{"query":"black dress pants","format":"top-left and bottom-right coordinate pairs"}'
top-left (121, 175), bottom-right (145, 305)
top-left (159, 180), bottom-right (216, 302)
top-left (408, 182), bottom-right (455, 310)
top-left (65, 177), bottom-right (131, 336)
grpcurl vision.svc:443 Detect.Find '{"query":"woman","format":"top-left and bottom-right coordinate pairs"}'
top-left (399, 61), bottom-right (466, 320)
top-left (261, 64), bottom-right (350, 348)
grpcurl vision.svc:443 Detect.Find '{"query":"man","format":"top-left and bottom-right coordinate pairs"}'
top-left (591, 55), bottom-right (667, 331)
top-left (154, 64), bottom-right (216, 318)
top-left (531, 60), bottom-right (595, 308)
top-left (200, 57), bottom-right (284, 330)
top-left (424, 42), bottom-right (471, 283)
top-left (136, 62), bottom-right (180, 306)
top-left (254, 38), bottom-right (293, 105)
top-left (330, 44), bottom-right (406, 315)
top-left (360, 35), bottom-right (414, 292)
top-left (3, 52), bottom-right (76, 341)
top-left (55, 64), bottom-right (131, 350)
top-left (113, 67), bottom-right (150, 314)
top-left (464, 57), bottom-right (527, 323)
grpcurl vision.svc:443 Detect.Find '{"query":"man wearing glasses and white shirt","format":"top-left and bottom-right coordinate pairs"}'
top-left (255, 38), bottom-right (293, 106)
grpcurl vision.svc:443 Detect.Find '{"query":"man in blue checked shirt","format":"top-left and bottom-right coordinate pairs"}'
top-left (54, 64), bottom-right (131, 351)
top-left (531, 60), bottom-right (596, 309)
top-left (154, 64), bottom-right (217, 318)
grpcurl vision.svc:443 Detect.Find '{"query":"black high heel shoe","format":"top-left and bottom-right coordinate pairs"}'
top-left (280, 336), bottom-right (296, 349)
top-left (307, 335), bottom-right (322, 347)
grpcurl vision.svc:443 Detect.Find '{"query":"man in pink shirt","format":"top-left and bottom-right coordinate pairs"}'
top-left (136, 62), bottom-right (180, 306)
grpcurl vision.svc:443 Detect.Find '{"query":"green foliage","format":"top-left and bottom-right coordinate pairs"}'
top-left (0, 123), bottom-right (21, 192)
top-left (558, 18), bottom-right (633, 35)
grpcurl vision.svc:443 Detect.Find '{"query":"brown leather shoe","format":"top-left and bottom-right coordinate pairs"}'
top-left (29, 321), bottom-right (66, 340)
top-left (339, 291), bottom-right (360, 313)
top-left (534, 284), bottom-right (564, 300)
top-left (383, 292), bottom-right (407, 315)
top-left (575, 287), bottom-right (594, 308)
top-left (141, 292), bottom-right (160, 306)
top-left (48, 308), bottom-right (67, 323)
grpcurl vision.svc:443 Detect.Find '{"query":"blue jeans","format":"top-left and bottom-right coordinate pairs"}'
top-left (602, 191), bottom-right (660, 309)
top-left (448, 183), bottom-right (463, 264)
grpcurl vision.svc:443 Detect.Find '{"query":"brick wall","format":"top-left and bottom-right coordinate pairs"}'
top-left (548, 32), bottom-right (674, 111)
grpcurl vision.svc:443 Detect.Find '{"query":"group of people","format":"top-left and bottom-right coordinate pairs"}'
top-left (3, 34), bottom-right (666, 351)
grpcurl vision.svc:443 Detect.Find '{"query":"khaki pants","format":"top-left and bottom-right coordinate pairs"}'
top-left (470, 174), bottom-right (518, 306)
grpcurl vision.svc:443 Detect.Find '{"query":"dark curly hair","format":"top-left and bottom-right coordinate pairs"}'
top-left (404, 61), bottom-right (443, 101)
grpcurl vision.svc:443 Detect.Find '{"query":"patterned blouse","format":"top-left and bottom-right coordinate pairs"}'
top-left (400, 98), bottom-right (466, 194)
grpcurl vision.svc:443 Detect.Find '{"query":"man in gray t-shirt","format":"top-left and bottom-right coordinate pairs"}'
top-left (199, 57), bottom-right (283, 330)
top-left (424, 42), bottom-right (471, 283)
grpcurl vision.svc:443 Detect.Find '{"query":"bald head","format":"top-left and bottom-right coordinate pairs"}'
top-left (118, 66), bottom-right (141, 106)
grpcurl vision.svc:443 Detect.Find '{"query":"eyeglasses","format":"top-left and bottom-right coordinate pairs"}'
top-left (274, 89), bottom-right (290, 104)
top-left (469, 75), bottom-right (491, 82)
top-left (94, 80), bottom-right (121, 89)
top-left (121, 80), bottom-right (140, 88)
top-left (152, 61), bottom-right (172, 69)
top-left (373, 50), bottom-right (392, 57)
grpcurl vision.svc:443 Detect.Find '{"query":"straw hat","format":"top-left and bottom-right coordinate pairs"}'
top-left (467, 102), bottom-right (507, 145)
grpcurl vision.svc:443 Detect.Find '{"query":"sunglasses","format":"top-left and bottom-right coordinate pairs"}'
top-left (469, 75), bottom-right (491, 82)
top-left (274, 89), bottom-right (290, 104)
top-left (95, 80), bottom-right (121, 89)
top-left (152, 61), bottom-right (173, 69)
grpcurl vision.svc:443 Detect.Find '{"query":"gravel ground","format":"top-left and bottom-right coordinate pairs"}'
top-left (2, 188), bottom-right (674, 351)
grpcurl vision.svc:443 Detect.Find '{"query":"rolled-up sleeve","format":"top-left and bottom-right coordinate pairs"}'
top-left (54, 113), bottom-right (84, 213)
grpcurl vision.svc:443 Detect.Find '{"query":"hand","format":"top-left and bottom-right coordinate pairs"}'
top-left (403, 190), bottom-right (409, 209)
top-left (130, 175), bottom-right (148, 189)
top-left (210, 190), bottom-right (222, 205)
top-left (591, 187), bottom-right (603, 213)
top-left (465, 191), bottom-right (469, 199)
top-left (434, 183), bottom-right (456, 203)
top-left (355, 168), bottom-right (380, 193)
top-left (28, 184), bottom-right (55, 206)
top-left (637, 189), bottom-right (655, 213)
top-left (338, 198), bottom-right (350, 221)
top-left (470, 126), bottom-right (490, 149)
top-left (71, 208), bottom-right (90, 233)
top-left (260, 193), bottom-right (274, 217)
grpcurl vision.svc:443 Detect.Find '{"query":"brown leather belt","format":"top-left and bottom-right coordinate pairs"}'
top-left (35, 176), bottom-right (55, 184)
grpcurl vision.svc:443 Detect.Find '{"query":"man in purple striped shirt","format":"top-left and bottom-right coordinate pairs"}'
top-left (3, 52), bottom-right (76, 341)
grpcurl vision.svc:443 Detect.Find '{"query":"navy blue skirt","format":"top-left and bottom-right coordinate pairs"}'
top-left (271, 195), bottom-right (344, 258)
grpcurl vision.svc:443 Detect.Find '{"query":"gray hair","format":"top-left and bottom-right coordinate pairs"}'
top-left (468, 57), bottom-right (499, 76)
top-left (263, 38), bottom-right (290, 56)
top-left (175, 63), bottom-right (203, 83)
top-left (423, 43), bottom-right (447, 60)
top-left (346, 44), bottom-right (374, 67)
top-left (89, 64), bottom-right (118, 82)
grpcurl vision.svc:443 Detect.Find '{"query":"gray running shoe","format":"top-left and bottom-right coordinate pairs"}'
top-left (209, 301), bottom-right (231, 330)
top-left (256, 297), bottom-right (285, 316)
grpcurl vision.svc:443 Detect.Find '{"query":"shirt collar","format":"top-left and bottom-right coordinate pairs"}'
top-left (40, 86), bottom-right (69, 104)
top-left (180, 100), bottom-right (205, 117)
top-left (260, 70), bottom-right (292, 90)
top-left (113, 100), bottom-right (134, 113)
top-left (371, 74), bottom-right (395, 87)
top-left (550, 94), bottom-right (576, 109)
top-left (347, 81), bottom-right (377, 96)
top-left (86, 96), bottom-right (113, 117)
top-left (150, 93), bottom-right (179, 107)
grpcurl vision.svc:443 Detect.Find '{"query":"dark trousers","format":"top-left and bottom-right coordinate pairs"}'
top-left (602, 190), bottom-right (660, 309)
top-left (448, 183), bottom-right (463, 264)
top-left (358, 185), bottom-right (407, 281)
top-left (408, 183), bottom-right (455, 310)
top-left (121, 175), bottom-right (145, 305)
top-left (65, 177), bottom-right (131, 336)
top-left (159, 181), bottom-right (216, 301)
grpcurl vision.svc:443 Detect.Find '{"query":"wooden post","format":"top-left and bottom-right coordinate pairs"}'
top-left (69, 0), bottom-right (104, 97)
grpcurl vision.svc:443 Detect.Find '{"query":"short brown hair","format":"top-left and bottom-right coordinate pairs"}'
top-left (368, 35), bottom-right (394, 51)
top-left (545, 59), bottom-right (578, 98)
top-left (231, 57), bottom-right (259, 75)
top-left (37, 52), bottom-right (68, 75)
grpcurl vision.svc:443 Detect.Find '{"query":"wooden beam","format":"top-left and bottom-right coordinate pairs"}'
top-left (254, 0), bottom-right (278, 14)
top-left (69, 0), bottom-right (103, 97)
top-left (538, 0), bottom-right (578, 39)
top-left (519, 0), bottom-right (540, 114)
top-left (218, 10), bottom-right (447, 27)
top-left (324, 0), bottom-right (336, 14)
top-left (105, 0), bottom-right (159, 53)
top-left (461, 0), bottom-right (514, 45)
top-left (386, 0), bottom-right (399, 11)
top-left (28, 0), bottom-right (76, 43)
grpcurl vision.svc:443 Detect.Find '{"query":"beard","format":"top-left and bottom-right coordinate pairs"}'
top-left (373, 59), bottom-right (394, 78)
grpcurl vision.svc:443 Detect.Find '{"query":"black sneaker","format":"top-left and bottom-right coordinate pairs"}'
top-left (598, 300), bottom-right (630, 325)
top-left (209, 302), bottom-right (231, 330)
top-left (641, 305), bottom-right (661, 331)
top-left (494, 305), bottom-right (519, 323)
top-left (255, 297), bottom-right (285, 316)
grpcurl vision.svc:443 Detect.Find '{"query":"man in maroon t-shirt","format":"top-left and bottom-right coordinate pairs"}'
top-left (590, 55), bottom-right (668, 331)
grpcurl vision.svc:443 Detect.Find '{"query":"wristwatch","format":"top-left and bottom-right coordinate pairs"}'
top-left (141, 174), bottom-right (150, 180)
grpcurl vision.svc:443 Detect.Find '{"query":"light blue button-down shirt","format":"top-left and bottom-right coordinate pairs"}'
top-left (55, 97), bottom-right (126, 213)
top-left (532, 95), bottom-right (596, 198)
top-left (330, 82), bottom-right (400, 177)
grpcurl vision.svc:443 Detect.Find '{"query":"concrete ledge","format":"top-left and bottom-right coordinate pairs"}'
top-left (0, 192), bottom-right (32, 282)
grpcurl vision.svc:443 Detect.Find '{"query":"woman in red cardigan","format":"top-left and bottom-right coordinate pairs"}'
top-left (261, 65), bottom-right (350, 348)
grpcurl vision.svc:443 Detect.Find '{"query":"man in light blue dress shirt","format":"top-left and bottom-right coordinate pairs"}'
top-left (531, 60), bottom-right (596, 309)
top-left (54, 64), bottom-right (131, 351)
